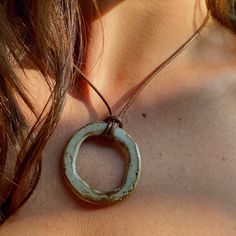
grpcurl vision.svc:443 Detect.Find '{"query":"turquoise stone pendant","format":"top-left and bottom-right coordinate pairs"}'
top-left (62, 120), bottom-right (141, 206)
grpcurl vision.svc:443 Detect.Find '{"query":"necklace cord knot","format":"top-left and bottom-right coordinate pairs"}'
top-left (103, 116), bottom-right (123, 139)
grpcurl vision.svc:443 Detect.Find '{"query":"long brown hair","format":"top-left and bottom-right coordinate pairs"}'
top-left (0, 0), bottom-right (86, 223)
top-left (207, 0), bottom-right (236, 30)
top-left (0, 0), bottom-right (234, 225)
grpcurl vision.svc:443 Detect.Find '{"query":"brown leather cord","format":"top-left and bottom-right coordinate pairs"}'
top-left (76, 9), bottom-right (210, 127)
top-left (102, 115), bottom-right (123, 138)
top-left (78, 74), bottom-right (113, 116)
top-left (117, 11), bottom-right (210, 119)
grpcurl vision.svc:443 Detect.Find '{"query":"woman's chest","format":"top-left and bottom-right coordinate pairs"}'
top-left (2, 68), bottom-right (236, 235)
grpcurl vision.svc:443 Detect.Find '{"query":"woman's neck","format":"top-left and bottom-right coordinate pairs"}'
top-left (80, 0), bottom-right (208, 114)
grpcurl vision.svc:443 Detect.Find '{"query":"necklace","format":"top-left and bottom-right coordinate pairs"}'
top-left (62, 10), bottom-right (210, 206)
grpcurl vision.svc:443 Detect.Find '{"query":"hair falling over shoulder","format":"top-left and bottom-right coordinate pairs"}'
top-left (0, 0), bottom-right (86, 223)
top-left (0, 0), bottom-right (234, 225)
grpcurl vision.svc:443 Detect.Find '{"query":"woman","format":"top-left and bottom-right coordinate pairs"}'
top-left (0, 0), bottom-right (236, 234)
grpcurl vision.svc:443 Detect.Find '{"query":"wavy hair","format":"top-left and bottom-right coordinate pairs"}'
top-left (207, 0), bottom-right (236, 30)
top-left (0, 0), bottom-right (86, 223)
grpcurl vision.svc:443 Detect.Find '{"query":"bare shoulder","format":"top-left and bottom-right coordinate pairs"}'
top-left (1, 17), bottom-right (236, 235)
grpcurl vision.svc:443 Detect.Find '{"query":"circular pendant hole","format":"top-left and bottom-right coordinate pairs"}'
top-left (77, 136), bottom-right (129, 192)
